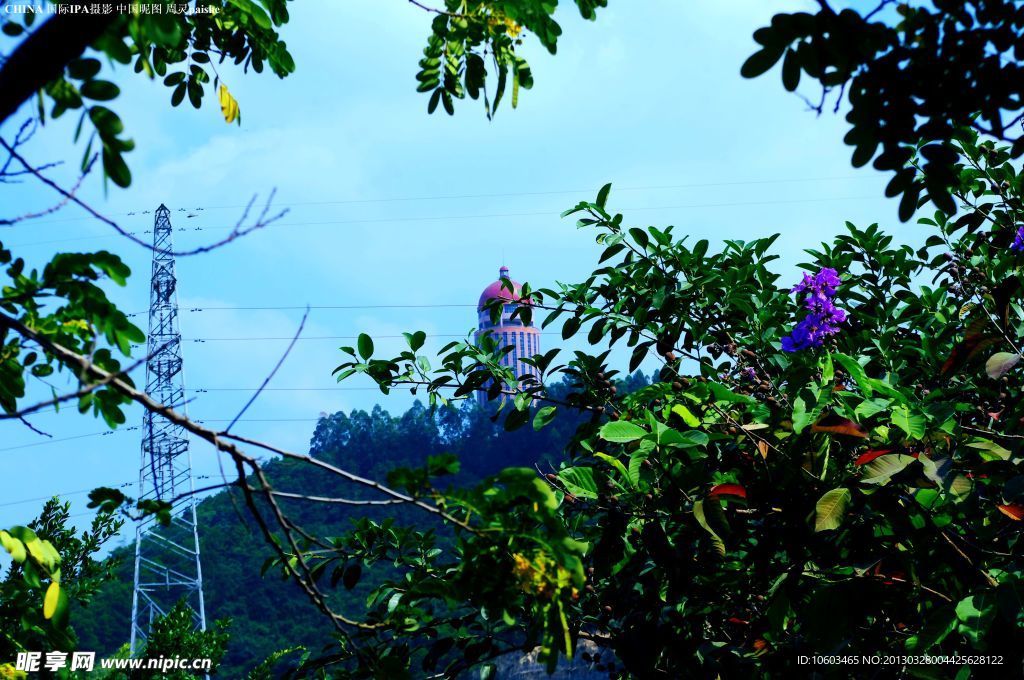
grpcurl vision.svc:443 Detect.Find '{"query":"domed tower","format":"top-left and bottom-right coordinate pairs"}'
top-left (475, 266), bottom-right (541, 405)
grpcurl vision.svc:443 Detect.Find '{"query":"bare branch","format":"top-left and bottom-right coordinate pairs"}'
top-left (406, 0), bottom-right (465, 17)
top-left (0, 138), bottom-right (287, 256)
top-left (225, 307), bottom-right (308, 433)
top-left (16, 415), bottom-right (51, 438)
top-left (219, 431), bottom-right (477, 532)
top-left (271, 490), bottom-right (406, 507)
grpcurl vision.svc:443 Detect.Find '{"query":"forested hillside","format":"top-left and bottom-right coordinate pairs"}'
top-left (75, 375), bottom-right (649, 675)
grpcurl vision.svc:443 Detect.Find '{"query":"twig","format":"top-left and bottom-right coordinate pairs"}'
top-left (406, 0), bottom-right (466, 18)
top-left (225, 307), bottom-right (308, 433)
top-left (0, 138), bottom-right (286, 256)
top-left (220, 431), bottom-right (479, 533)
top-left (271, 491), bottom-right (406, 506)
top-left (16, 416), bottom-right (50, 438)
top-left (0, 150), bottom-right (91, 224)
top-left (0, 342), bottom-right (160, 421)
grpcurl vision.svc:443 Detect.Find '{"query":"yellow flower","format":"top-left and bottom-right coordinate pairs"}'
top-left (0, 663), bottom-right (27, 679)
top-left (486, 12), bottom-right (522, 38)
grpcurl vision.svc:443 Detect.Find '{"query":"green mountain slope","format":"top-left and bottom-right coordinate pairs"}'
top-left (73, 382), bottom-right (627, 675)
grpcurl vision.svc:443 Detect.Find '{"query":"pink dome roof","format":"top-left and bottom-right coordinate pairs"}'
top-left (478, 266), bottom-right (531, 310)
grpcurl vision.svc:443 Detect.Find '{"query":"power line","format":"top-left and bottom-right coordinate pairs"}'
top-left (185, 304), bottom-right (475, 311)
top-left (188, 386), bottom-right (455, 392)
top-left (0, 480), bottom-right (135, 509)
top-left (8, 194), bottom-right (880, 249)
top-left (0, 417), bottom-right (341, 452)
top-left (0, 475), bottom-right (218, 512)
top-left (20, 174), bottom-right (877, 227)
top-left (180, 332), bottom-right (557, 341)
top-left (0, 427), bottom-right (138, 453)
top-left (196, 418), bottom-right (322, 423)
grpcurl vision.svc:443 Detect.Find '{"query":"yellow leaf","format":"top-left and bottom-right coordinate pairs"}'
top-left (43, 581), bottom-right (60, 619)
top-left (0, 531), bottom-right (25, 563)
top-left (219, 84), bottom-right (241, 125)
top-left (25, 537), bottom-right (46, 565)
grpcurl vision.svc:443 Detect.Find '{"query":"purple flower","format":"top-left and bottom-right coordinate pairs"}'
top-left (792, 267), bottom-right (840, 298)
top-left (741, 366), bottom-right (757, 381)
top-left (1012, 225), bottom-right (1024, 252)
top-left (781, 268), bottom-right (846, 352)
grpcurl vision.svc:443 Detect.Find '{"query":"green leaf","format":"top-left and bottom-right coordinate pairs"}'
top-left (599, 420), bottom-right (647, 443)
top-left (658, 429), bottom-right (709, 448)
top-left (854, 397), bottom-right (890, 420)
top-left (740, 47), bottom-right (785, 78)
top-left (693, 499), bottom-right (727, 556)
top-left (357, 333), bottom-right (373, 360)
top-left (627, 440), bottom-right (655, 486)
top-left (791, 395), bottom-right (814, 434)
top-left (781, 48), bottom-right (800, 91)
top-left (891, 405), bottom-right (926, 439)
top-left (594, 452), bottom-right (631, 488)
top-left (709, 382), bottom-right (755, 404)
top-left (342, 562), bottom-right (362, 590)
top-left (955, 594), bottom-right (996, 646)
top-left (985, 351), bottom-right (1021, 379)
top-left (557, 467), bottom-right (598, 499)
top-left (814, 488), bottom-right (851, 532)
top-left (832, 353), bottom-right (873, 396)
top-left (228, 0), bottom-right (273, 29)
top-left (80, 80), bottom-right (120, 101)
top-left (68, 57), bottom-right (101, 80)
top-left (671, 404), bottom-right (701, 427)
top-left (965, 438), bottom-right (1012, 461)
top-left (533, 405), bottom-right (557, 430)
top-left (861, 454), bottom-right (916, 485)
top-left (906, 607), bottom-right (957, 652)
top-left (101, 148), bottom-right (131, 188)
top-left (405, 330), bottom-right (426, 351)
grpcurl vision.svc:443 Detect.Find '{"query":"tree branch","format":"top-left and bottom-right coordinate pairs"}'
top-left (0, 2), bottom-right (119, 126)
top-left (0, 138), bottom-right (286, 256)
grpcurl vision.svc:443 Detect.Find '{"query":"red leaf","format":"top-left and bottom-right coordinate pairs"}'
top-left (708, 483), bottom-right (747, 500)
top-left (996, 503), bottom-right (1024, 521)
top-left (855, 449), bottom-right (895, 466)
top-left (941, 316), bottom-right (998, 375)
top-left (811, 413), bottom-right (868, 438)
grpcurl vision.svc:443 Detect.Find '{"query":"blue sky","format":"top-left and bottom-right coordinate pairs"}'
top-left (0, 0), bottom-right (928, 541)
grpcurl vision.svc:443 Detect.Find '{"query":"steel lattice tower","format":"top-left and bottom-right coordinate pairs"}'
top-left (130, 205), bottom-right (207, 653)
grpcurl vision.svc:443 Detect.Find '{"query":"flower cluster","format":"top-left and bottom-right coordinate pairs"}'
top-left (1012, 225), bottom-right (1024, 252)
top-left (781, 267), bottom-right (846, 352)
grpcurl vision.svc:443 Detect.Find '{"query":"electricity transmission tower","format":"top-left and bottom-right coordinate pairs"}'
top-left (130, 205), bottom-right (207, 653)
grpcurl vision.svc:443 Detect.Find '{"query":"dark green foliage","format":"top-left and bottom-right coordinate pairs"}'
top-left (328, 135), bottom-right (1024, 676)
top-left (3, 0), bottom-right (296, 187)
top-left (136, 601), bottom-right (230, 679)
top-left (414, 0), bottom-right (606, 118)
top-left (744, 1), bottom-right (1024, 220)
top-left (0, 245), bottom-right (142, 427)
top-left (0, 500), bottom-right (122, 670)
